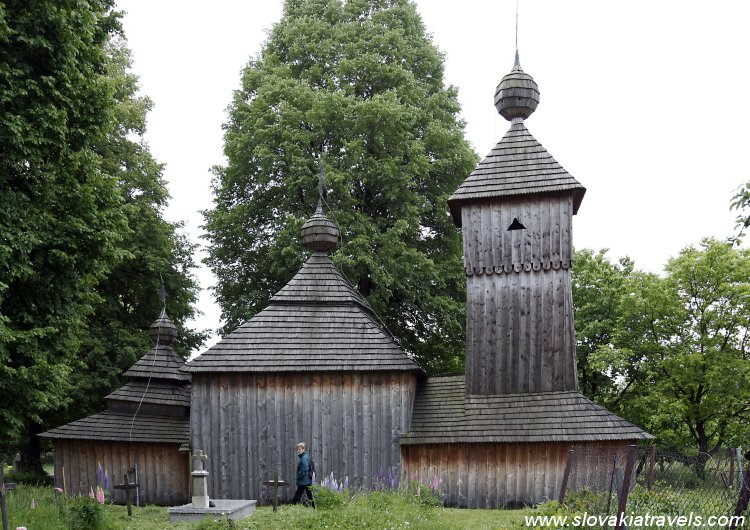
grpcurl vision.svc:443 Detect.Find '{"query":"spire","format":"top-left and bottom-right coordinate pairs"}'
top-left (494, 50), bottom-right (540, 121)
top-left (301, 160), bottom-right (340, 253)
top-left (148, 280), bottom-right (178, 346)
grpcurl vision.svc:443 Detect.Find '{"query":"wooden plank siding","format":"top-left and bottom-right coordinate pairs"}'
top-left (461, 195), bottom-right (574, 276)
top-left (465, 267), bottom-right (576, 394)
top-left (191, 371), bottom-right (417, 504)
top-left (400, 441), bottom-right (631, 508)
top-left (461, 195), bottom-right (576, 395)
top-left (52, 439), bottom-right (189, 505)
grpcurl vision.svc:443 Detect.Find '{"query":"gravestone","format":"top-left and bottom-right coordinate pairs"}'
top-left (168, 449), bottom-right (256, 523)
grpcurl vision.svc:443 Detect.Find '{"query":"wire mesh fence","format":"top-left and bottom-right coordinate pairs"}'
top-left (559, 445), bottom-right (750, 529)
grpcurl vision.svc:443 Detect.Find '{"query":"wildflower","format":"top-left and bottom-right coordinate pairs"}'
top-left (103, 469), bottom-right (109, 490)
top-left (30, 498), bottom-right (36, 509)
top-left (16, 527), bottom-right (28, 530)
top-left (89, 487), bottom-right (95, 499)
top-left (97, 463), bottom-right (103, 486)
top-left (96, 486), bottom-right (105, 504)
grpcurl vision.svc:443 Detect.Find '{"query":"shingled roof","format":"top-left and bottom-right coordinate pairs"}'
top-left (40, 411), bottom-right (189, 444)
top-left (124, 345), bottom-right (190, 382)
top-left (184, 252), bottom-right (422, 373)
top-left (447, 122), bottom-right (586, 226)
top-left (41, 305), bottom-right (190, 444)
top-left (106, 380), bottom-right (191, 408)
top-left (399, 376), bottom-right (653, 445)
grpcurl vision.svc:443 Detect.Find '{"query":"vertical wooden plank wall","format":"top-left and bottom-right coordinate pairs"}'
top-left (53, 440), bottom-right (189, 505)
top-left (191, 371), bottom-right (417, 503)
top-left (400, 442), bottom-right (630, 508)
top-left (462, 195), bottom-right (577, 395)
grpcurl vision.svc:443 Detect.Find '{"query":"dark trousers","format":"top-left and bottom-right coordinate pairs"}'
top-left (292, 485), bottom-right (315, 507)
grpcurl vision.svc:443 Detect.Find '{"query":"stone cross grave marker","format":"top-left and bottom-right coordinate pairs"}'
top-left (192, 450), bottom-right (210, 508)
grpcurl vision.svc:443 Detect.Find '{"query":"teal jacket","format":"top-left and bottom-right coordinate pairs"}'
top-left (296, 451), bottom-right (312, 486)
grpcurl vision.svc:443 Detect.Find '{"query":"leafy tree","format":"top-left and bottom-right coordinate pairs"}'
top-left (730, 180), bottom-right (750, 243)
top-left (205, 0), bottom-right (477, 373)
top-left (0, 0), bottom-right (126, 464)
top-left (575, 241), bottom-right (750, 457)
top-left (572, 249), bottom-right (634, 403)
top-left (60, 39), bottom-right (206, 425)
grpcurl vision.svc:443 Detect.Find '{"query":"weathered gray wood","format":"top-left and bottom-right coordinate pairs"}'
top-left (192, 372), bottom-right (414, 504)
top-left (50, 440), bottom-right (187, 505)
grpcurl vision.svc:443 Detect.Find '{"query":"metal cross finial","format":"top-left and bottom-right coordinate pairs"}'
top-left (158, 274), bottom-right (167, 309)
top-left (317, 160), bottom-right (325, 212)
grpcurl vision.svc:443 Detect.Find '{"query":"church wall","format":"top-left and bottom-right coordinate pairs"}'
top-left (460, 194), bottom-right (574, 275)
top-left (190, 371), bottom-right (417, 503)
top-left (52, 439), bottom-right (189, 505)
top-left (465, 267), bottom-right (576, 394)
top-left (400, 441), bottom-right (631, 508)
top-left (461, 194), bottom-right (577, 395)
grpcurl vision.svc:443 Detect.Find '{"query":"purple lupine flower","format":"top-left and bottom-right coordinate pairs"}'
top-left (97, 463), bottom-right (103, 486)
top-left (103, 469), bottom-right (109, 490)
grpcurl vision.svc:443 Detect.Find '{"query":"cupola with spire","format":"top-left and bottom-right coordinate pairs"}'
top-left (300, 163), bottom-right (341, 252)
top-left (494, 50), bottom-right (540, 121)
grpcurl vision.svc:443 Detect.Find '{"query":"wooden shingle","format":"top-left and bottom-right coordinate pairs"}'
top-left (185, 253), bottom-right (422, 373)
top-left (399, 376), bottom-right (653, 444)
top-left (124, 345), bottom-right (190, 382)
top-left (448, 123), bottom-right (586, 226)
top-left (40, 411), bottom-right (189, 444)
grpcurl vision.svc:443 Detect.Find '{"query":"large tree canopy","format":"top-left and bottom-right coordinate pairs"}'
top-left (573, 241), bottom-right (750, 455)
top-left (0, 0), bottom-right (126, 458)
top-left (205, 0), bottom-right (477, 373)
top-left (63, 39), bottom-right (205, 427)
top-left (0, 1), bottom-right (203, 466)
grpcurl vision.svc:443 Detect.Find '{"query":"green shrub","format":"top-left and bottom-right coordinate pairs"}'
top-left (5, 469), bottom-right (54, 486)
top-left (66, 495), bottom-right (105, 530)
top-left (311, 485), bottom-right (346, 510)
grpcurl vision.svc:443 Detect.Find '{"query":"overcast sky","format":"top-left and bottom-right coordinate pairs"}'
top-left (117, 1), bottom-right (750, 349)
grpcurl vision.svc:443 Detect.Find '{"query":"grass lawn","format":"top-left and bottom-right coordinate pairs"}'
top-left (6, 485), bottom-right (526, 530)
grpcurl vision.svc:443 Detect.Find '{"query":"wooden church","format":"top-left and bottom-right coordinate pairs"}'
top-left (398, 52), bottom-right (651, 507)
top-left (41, 48), bottom-right (651, 509)
top-left (41, 306), bottom-right (191, 505)
top-left (183, 196), bottom-right (424, 502)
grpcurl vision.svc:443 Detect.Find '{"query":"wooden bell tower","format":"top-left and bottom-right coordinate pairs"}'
top-left (448, 52), bottom-right (586, 396)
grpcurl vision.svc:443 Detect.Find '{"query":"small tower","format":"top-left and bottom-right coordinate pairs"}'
top-left (41, 291), bottom-right (191, 505)
top-left (448, 52), bottom-right (585, 395)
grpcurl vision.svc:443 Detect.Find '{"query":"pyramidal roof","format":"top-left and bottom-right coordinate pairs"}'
top-left (270, 252), bottom-right (373, 310)
top-left (448, 122), bottom-right (585, 225)
top-left (41, 305), bottom-right (190, 444)
top-left (124, 344), bottom-right (190, 382)
top-left (185, 252), bottom-right (422, 373)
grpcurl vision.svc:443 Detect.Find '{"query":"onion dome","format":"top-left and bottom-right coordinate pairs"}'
top-left (149, 307), bottom-right (178, 346)
top-left (494, 50), bottom-right (540, 121)
top-left (301, 200), bottom-right (340, 252)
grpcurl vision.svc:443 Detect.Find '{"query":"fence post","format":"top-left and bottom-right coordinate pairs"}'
top-left (730, 450), bottom-right (750, 530)
top-left (615, 445), bottom-right (637, 530)
top-left (558, 448), bottom-right (575, 504)
top-left (647, 444), bottom-right (656, 491)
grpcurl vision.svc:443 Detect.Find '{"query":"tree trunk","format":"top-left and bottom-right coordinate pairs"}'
top-left (17, 423), bottom-right (45, 475)
top-left (694, 424), bottom-right (710, 480)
